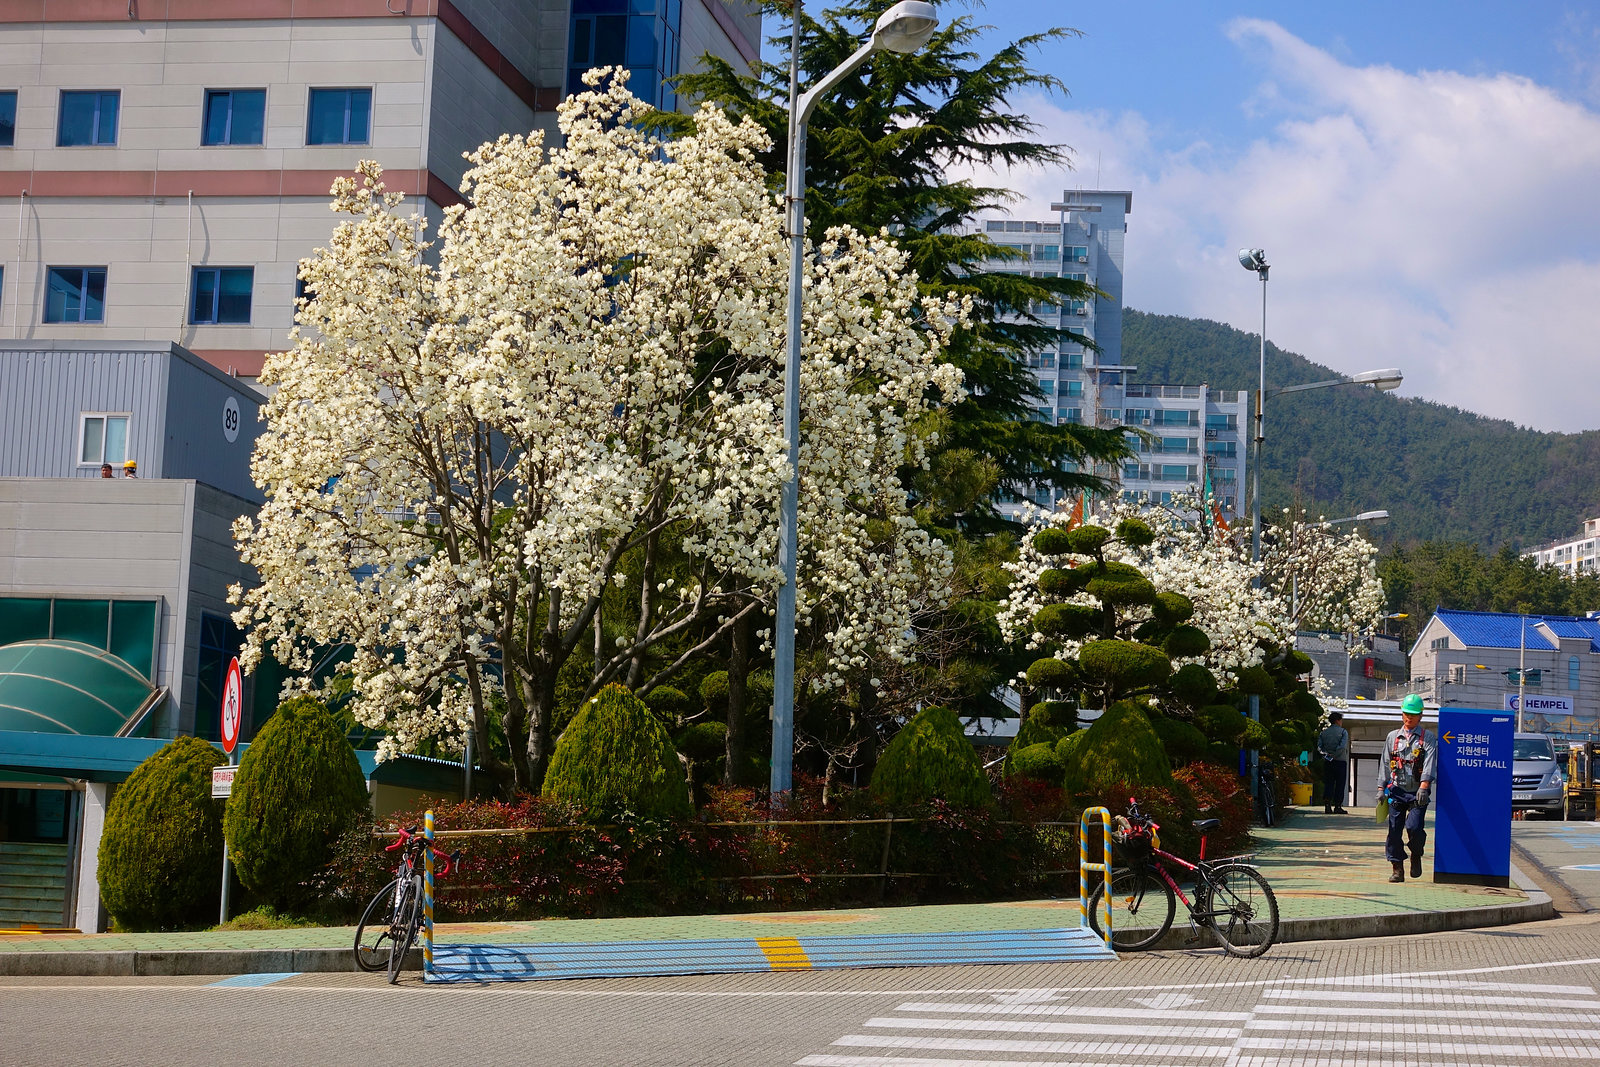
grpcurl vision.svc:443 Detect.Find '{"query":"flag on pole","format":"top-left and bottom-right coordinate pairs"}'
top-left (1063, 492), bottom-right (1084, 530)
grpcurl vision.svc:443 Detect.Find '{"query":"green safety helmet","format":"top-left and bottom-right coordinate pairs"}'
top-left (1401, 694), bottom-right (1425, 714)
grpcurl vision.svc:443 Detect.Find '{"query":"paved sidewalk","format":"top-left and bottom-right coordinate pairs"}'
top-left (0, 806), bottom-right (1553, 977)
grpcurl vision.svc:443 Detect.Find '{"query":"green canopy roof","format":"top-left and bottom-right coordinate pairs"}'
top-left (0, 640), bottom-right (158, 736)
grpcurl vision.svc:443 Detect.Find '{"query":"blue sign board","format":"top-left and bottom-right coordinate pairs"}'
top-left (1434, 708), bottom-right (1514, 887)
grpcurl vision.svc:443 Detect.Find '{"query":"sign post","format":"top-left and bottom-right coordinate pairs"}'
top-left (1434, 707), bottom-right (1514, 887)
top-left (219, 657), bottom-right (242, 924)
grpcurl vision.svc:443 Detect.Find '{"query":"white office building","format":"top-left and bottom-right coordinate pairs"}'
top-left (975, 189), bottom-right (1247, 519)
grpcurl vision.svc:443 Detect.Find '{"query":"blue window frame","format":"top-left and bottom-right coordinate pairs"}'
top-left (190, 267), bottom-right (254, 325)
top-left (0, 91), bottom-right (16, 147)
top-left (306, 88), bottom-right (371, 145)
top-left (58, 90), bottom-right (119, 146)
top-left (203, 89), bottom-right (265, 146)
top-left (45, 267), bottom-right (107, 323)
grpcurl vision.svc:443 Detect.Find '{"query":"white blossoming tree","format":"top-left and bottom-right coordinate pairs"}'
top-left (231, 72), bottom-right (965, 795)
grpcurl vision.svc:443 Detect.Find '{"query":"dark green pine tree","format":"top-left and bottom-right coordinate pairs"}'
top-left (669, 0), bottom-right (1133, 525)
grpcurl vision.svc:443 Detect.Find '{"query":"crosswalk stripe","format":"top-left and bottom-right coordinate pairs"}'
top-left (1254, 1002), bottom-right (1600, 1024)
top-left (1244, 1017), bottom-right (1600, 1039)
top-left (1233, 1036), bottom-right (1600, 1057)
top-left (864, 1016), bottom-right (1241, 1039)
top-left (896, 1001), bottom-right (1252, 1022)
top-left (800, 1056), bottom-right (1165, 1067)
top-left (1263, 988), bottom-right (1600, 1008)
top-left (1267, 979), bottom-right (1597, 995)
top-left (833, 1034), bottom-right (1233, 1057)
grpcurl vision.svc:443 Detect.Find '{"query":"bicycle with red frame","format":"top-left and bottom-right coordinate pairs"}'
top-left (354, 825), bottom-right (460, 983)
top-left (1086, 797), bottom-right (1280, 957)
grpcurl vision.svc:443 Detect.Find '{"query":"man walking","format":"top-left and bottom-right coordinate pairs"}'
top-left (1377, 694), bottom-right (1438, 882)
top-left (1317, 711), bottom-right (1349, 813)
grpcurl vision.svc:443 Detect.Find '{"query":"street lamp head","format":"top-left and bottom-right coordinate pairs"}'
top-left (1355, 509), bottom-right (1390, 524)
top-left (873, 1), bottom-right (940, 53)
top-left (1238, 247), bottom-right (1268, 273)
top-left (1349, 367), bottom-right (1403, 391)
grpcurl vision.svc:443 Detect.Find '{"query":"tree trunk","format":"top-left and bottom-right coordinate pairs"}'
top-left (725, 613), bottom-right (749, 785)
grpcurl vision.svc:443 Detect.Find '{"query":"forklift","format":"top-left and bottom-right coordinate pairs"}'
top-left (1567, 741), bottom-right (1600, 821)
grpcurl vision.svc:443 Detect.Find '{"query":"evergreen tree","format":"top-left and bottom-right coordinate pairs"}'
top-left (671, 1), bottom-right (1133, 519)
top-left (542, 684), bottom-right (692, 820)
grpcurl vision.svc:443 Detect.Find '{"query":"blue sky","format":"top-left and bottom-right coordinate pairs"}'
top-left (915, 2), bottom-right (1600, 432)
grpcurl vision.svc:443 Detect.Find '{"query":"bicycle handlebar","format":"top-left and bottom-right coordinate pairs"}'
top-left (384, 825), bottom-right (459, 878)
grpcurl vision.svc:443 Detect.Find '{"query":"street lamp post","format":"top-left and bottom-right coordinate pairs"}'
top-left (771, 1), bottom-right (941, 798)
top-left (1237, 247), bottom-right (1403, 797)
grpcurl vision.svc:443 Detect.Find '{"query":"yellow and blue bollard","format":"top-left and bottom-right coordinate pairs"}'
top-left (423, 809), bottom-right (435, 980)
top-left (1079, 806), bottom-right (1114, 951)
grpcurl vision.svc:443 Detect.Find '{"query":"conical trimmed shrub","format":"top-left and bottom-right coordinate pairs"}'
top-left (542, 683), bottom-right (691, 820)
top-left (98, 735), bottom-right (227, 930)
top-left (1063, 700), bottom-right (1172, 795)
top-left (223, 696), bottom-right (369, 909)
top-left (869, 706), bottom-right (991, 809)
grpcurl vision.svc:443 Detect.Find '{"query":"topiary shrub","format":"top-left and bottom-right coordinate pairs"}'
top-left (869, 706), bottom-right (991, 810)
top-left (98, 735), bottom-right (227, 931)
top-left (676, 721), bottom-right (728, 763)
top-left (1064, 700), bottom-right (1172, 795)
top-left (1150, 716), bottom-right (1210, 766)
top-left (1196, 703), bottom-right (1248, 743)
top-left (543, 683), bottom-right (691, 820)
top-left (698, 671), bottom-right (729, 714)
top-left (644, 685), bottom-right (692, 723)
top-left (1026, 656), bottom-right (1078, 690)
top-left (1169, 663), bottom-right (1219, 707)
top-left (224, 695), bottom-right (369, 909)
top-left (1079, 639), bottom-right (1171, 690)
top-left (1032, 700), bottom-right (1078, 731)
top-left (1009, 742), bottom-right (1064, 785)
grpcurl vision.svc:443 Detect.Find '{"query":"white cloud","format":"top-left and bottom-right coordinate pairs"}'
top-left (959, 19), bottom-right (1600, 432)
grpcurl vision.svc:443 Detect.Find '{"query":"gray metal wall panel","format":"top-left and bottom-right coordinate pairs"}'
top-left (161, 351), bottom-right (264, 503)
top-left (0, 345), bottom-right (170, 480)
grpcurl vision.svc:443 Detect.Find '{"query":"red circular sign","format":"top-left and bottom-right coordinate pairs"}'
top-left (221, 657), bottom-right (243, 754)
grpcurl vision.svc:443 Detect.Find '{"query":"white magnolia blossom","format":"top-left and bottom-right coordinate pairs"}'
top-left (998, 492), bottom-right (1385, 699)
top-left (230, 71), bottom-right (966, 790)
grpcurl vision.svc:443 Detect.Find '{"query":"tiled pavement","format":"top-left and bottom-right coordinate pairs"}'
top-left (0, 806), bottom-right (1552, 973)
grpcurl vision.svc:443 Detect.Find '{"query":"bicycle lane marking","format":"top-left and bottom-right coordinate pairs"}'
top-left (207, 972), bottom-right (300, 987)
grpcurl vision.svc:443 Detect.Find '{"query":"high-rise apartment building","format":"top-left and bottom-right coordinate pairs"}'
top-left (975, 189), bottom-right (1247, 519)
top-left (0, 2), bottom-right (758, 382)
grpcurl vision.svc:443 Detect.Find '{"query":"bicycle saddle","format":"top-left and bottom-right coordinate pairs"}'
top-left (1192, 818), bottom-right (1221, 832)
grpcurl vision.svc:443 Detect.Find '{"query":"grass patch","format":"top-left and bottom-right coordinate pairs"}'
top-left (212, 906), bottom-right (319, 932)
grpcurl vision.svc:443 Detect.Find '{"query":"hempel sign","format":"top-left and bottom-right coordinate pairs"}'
top-left (1503, 694), bottom-right (1573, 715)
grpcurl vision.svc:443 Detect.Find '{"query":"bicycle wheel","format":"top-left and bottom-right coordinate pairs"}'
top-left (1259, 780), bottom-right (1277, 827)
top-left (1206, 862), bottom-right (1279, 958)
top-left (387, 873), bottom-right (423, 984)
top-left (1087, 866), bottom-right (1177, 951)
top-left (353, 879), bottom-right (403, 973)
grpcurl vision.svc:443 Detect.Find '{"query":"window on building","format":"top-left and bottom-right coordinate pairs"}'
top-left (58, 90), bottom-right (119, 146)
top-left (1206, 413), bottom-right (1238, 431)
top-left (78, 413), bottom-right (130, 468)
top-left (570, 1), bottom-right (680, 110)
top-left (1038, 380), bottom-right (1054, 397)
top-left (1161, 464), bottom-right (1193, 482)
top-left (1431, 636), bottom-right (1449, 651)
top-left (1064, 245), bottom-right (1088, 262)
top-left (0, 91), bottom-right (16, 146)
top-left (1057, 407), bottom-right (1081, 424)
top-left (1571, 655), bottom-right (1581, 691)
top-left (195, 612), bottom-right (246, 742)
top-left (44, 267), bottom-right (107, 323)
top-left (202, 89), bottom-right (266, 146)
top-left (190, 267), bottom-right (254, 324)
top-left (1099, 408), bottom-right (1121, 423)
top-left (1062, 380), bottom-right (1084, 398)
top-left (1062, 352), bottom-right (1083, 369)
top-left (307, 88), bottom-right (371, 145)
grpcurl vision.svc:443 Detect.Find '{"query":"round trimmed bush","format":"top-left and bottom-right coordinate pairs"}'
top-left (224, 696), bottom-right (369, 909)
top-left (1066, 701), bottom-right (1173, 795)
top-left (1235, 665), bottom-right (1276, 696)
top-left (1064, 525), bottom-right (1112, 554)
top-left (1038, 567), bottom-right (1089, 597)
top-left (1114, 517), bottom-right (1156, 547)
top-left (1078, 639), bottom-right (1171, 690)
top-left (1009, 742), bottom-right (1064, 785)
top-left (675, 721), bottom-right (727, 763)
top-left (1241, 718), bottom-right (1272, 749)
top-left (1026, 656), bottom-right (1078, 691)
top-left (1151, 716), bottom-right (1210, 766)
top-left (1196, 703), bottom-right (1248, 743)
top-left (1152, 591), bottom-right (1195, 626)
top-left (1280, 650), bottom-right (1316, 676)
top-left (1033, 603), bottom-right (1098, 640)
top-left (644, 685), bottom-right (692, 722)
top-left (1032, 700), bottom-right (1078, 730)
top-left (698, 671), bottom-right (729, 713)
top-left (544, 683), bottom-right (692, 820)
top-left (98, 735), bottom-right (227, 931)
top-left (869, 706), bottom-right (991, 809)
top-left (1169, 663), bottom-right (1219, 707)
top-left (1163, 625), bottom-right (1211, 659)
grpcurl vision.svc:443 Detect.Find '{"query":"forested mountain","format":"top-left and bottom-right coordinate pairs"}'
top-left (1122, 309), bottom-right (1600, 551)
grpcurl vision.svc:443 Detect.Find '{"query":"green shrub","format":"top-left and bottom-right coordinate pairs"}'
top-left (1235, 665), bottom-right (1276, 695)
top-left (869, 706), bottom-right (991, 810)
top-left (1114, 517), bottom-right (1155, 547)
top-left (1031, 527), bottom-right (1076, 556)
top-left (1196, 703), bottom-right (1248, 743)
top-left (1068, 701), bottom-right (1172, 795)
top-left (1151, 715), bottom-right (1210, 765)
top-left (98, 735), bottom-right (227, 931)
top-left (1026, 656), bottom-right (1077, 690)
top-left (543, 683), bottom-right (691, 820)
top-left (1033, 603), bottom-right (1099, 640)
top-left (1032, 700), bottom-right (1078, 731)
top-left (676, 721), bottom-right (728, 763)
top-left (1152, 591), bottom-right (1195, 626)
top-left (1078, 639), bottom-right (1170, 690)
top-left (1009, 742), bottom-right (1064, 784)
top-left (1241, 718), bottom-right (1272, 749)
top-left (698, 672), bottom-right (729, 713)
top-left (1064, 525), bottom-right (1112, 554)
top-left (644, 685), bottom-right (692, 722)
top-left (1169, 663), bottom-right (1219, 706)
top-left (1038, 567), bottom-right (1089, 597)
top-left (224, 696), bottom-right (369, 909)
top-left (1163, 625), bottom-right (1211, 658)
top-left (1280, 650), bottom-right (1316, 676)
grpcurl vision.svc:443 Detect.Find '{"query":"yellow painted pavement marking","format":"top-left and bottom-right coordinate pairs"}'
top-left (756, 937), bottom-right (812, 970)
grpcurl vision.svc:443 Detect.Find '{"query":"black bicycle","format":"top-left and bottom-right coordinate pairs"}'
top-left (354, 826), bottom-right (459, 983)
top-left (1087, 798), bottom-right (1280, 958)
top-left (1257, 761), bottom-right (1278, 827)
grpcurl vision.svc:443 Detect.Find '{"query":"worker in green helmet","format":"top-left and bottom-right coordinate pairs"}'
top-left (1377, 693), bottom-right (1438, 882)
